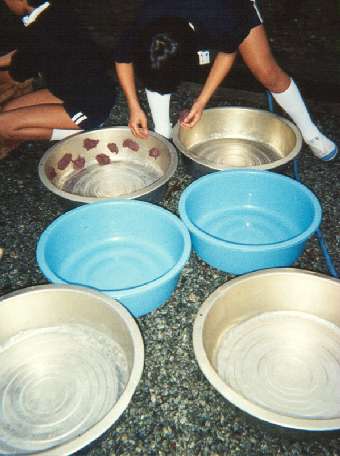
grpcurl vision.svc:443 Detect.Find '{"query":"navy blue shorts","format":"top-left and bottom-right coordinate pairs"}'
top-left (63, 84), bottom-right (116, 130)
top-left (248, 0), bottom-right (263, 27)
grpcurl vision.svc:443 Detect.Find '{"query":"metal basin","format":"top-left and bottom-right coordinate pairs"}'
top-left (0, 285), bottom-right (144, 455)
top-left (193, 269), bottom-right (340, 431)
top-left (172, 107), bottom-right (302, 177)
top-left (39, 127), bottom-right (178, 204)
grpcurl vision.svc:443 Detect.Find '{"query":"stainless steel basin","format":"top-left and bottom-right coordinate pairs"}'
top-left (0, 285), bottom-right (144, 455)
top-left (173, 107), bottom-right (302, 177)
top-left (39, 127), bottom-right (178, 204)
top-left (193, 268), bottom-right (340, 431)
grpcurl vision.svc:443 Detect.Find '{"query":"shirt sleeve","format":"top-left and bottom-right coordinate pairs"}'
top-left (8, 21), bottom-right (42, 81)
top-left (9, 41), bottom-right (40, 81)
top-left (113, 28), bottom-right (138, 63)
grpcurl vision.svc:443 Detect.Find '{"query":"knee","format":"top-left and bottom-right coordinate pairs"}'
top-left (0, 114), bottom-right (16, 140)
top-left (2, 98), bottom-right (17, 112)
top-left (255, 63), bottom-right (289, 92)
top-left (0, 99), bottom-right (20, 139)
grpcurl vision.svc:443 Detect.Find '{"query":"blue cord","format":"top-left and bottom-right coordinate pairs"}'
top-left (293, 158), bottom-right (300, 181)
top-left (315, 229), bottom-right (339, 278)
top-left (267, 93), bottom-right (338, 278)
top-left (292, 157), bottom-right (338, 278)
top-left (266, 91), bottom-right (274, 113)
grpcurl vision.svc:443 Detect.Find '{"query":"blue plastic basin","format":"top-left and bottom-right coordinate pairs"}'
top-left (37, 200), bottom-right (191, 317)
top-left (178, 170), bottom-right (322, 274)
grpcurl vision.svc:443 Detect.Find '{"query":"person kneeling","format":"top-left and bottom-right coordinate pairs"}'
top-left (0, 0), bottom-right (116, 159)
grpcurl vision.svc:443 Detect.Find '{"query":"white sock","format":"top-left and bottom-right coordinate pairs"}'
top-left (271, 79), bottom-right (319, 141)
top-left (50, 129), bottom-right (82, 141)
top-left (145, 89), bottom-right (172, 138)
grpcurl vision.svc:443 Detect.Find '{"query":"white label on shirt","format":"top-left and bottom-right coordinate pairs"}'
top-left (197, 50), bottom-right (210, 65)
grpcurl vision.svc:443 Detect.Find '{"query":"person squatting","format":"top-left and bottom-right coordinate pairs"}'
top-left (114, 0), bottom-right (337, 161)
top-left (0, 0), bottom-right (338, 162)
top-left (0, 0), bottom-right (116, 158)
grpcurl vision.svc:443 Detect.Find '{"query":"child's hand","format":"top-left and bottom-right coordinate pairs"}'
top-left (180, 100), bottom-right (205, 129)
top-left (129, 107), bottom-right (149, 139)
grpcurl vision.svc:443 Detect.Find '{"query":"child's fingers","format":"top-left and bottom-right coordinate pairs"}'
top-left (136, 126), bottom-right (149, 138)
top-left (129, 123), bottom-right (148, 139)
top-left (180, 108), bottom-right (201, 128)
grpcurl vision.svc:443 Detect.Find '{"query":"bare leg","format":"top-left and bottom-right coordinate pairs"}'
top-left (239, 25), bottom-right (290, 93)
top-left (0, 103), bottom-right (80, 142)
top-left (0, 75), bottom-right (34, 106)
top-left (0, 70), bottom-right (15, 89)
top-left (3, 88), bottom-right (63, 111)
top-left (0, 52), bottom-right (16, 89)
top-left (0, 89), bottom-right (80, 160)
top-left (0, 88), bottom-right (80, 143)
top-left (0, 138), bottom-right (21, 159)
top-left (239, 25), bottom-right (337, 160)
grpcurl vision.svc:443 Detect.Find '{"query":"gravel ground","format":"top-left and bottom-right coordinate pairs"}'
top-left (0, 1), bottom-right (339, 454)
top-left (0, 83), bottom-right (339, 455)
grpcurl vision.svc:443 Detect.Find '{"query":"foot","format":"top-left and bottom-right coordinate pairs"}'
top-left (0, 79), bottom-right (33, 105)
top-left (0, 140), bottom-right (20, 160)
top-left (305, 133), bottom-right (338, 161)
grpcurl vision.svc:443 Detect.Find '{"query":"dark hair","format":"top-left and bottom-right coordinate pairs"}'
top-left (135, 17), bottom-right (197, 94)
top-left (149, 32), bottom-right (178, 70)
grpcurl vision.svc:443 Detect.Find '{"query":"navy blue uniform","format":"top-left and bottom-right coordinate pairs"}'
top-left (9, 2), bottom-right (116, 129)
top-left (114, 0), bottom-right (262, 63)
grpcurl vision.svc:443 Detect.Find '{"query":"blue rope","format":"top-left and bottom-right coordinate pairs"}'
top-left (293, 158), bottom-right (300, 182)
top-left (266, 91), bottom-right (338, 278)
top-left (266, 91), bottom-right (274, 113)
top-left (292, 157), bottom-right (338, 278)
top-left (315, 229), bottom-right (339, 278)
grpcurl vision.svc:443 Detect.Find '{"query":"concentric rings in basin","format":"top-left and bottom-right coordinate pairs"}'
top-left (0, 324), bottom-right (128, 454)
top-left (62, 161), bottom-right (163, 198)
top-left (216, 311), bottom-right (340, 419)
top-left (193, 269), bottom-right (340, 431)
top-left (189, 138), bottom-right (281, 168)
top-left (172, 107), bottom-right (302, 173)
top-left (178, 170), bottom-right (321, 274)
top-left (37, 200), bottom-right (192, 317)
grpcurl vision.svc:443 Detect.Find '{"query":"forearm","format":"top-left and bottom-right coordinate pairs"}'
top-left (115, 62), bottom-right (148, 138)
top-left (0, 50), bottom-right (16, 70)
top-left (196, 52), bottom-right (237, 107)
top-left (115, 62), bottom-right (141, 111)
top-left (0, 70), bottom-right (15, 86)
top-left (0, 52), bottom-right (16, 84)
